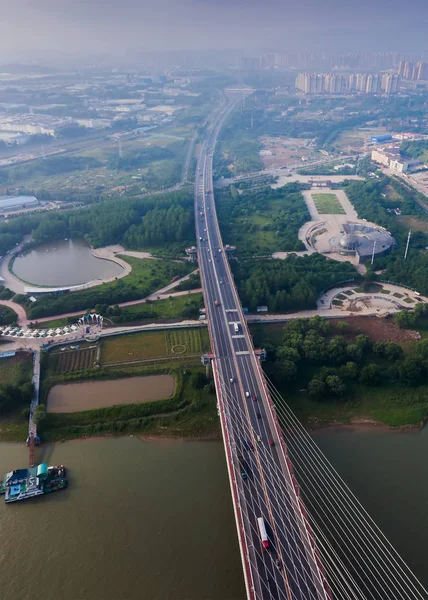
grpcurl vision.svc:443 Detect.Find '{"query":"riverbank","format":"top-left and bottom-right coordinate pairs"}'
top-left (307, 417), bottom-right (426, 433)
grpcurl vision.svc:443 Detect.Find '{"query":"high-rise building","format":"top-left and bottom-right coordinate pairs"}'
top-left (356, 73), bottom-right (368, 92)
top-left (403, 61), bottom-right (414, 79)
top-left (365, 74), bottom-right (381, 93)
top-left (381, 73), bottom-right (400, 94)
top-left (416, 61), bottom-right (428, 80)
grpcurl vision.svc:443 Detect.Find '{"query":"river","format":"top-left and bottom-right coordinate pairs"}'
top-left (0, 438), bottom-right (245, 600)
top-left (0, 428), bottom-right (427, 600)
top-left (312, 425), bottom-right (428, 588)
top-left (12, 239), bottom-right (123, 287)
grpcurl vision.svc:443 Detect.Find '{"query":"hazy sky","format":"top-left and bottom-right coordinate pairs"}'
top-left (1, 0), bottom-right (427, 59)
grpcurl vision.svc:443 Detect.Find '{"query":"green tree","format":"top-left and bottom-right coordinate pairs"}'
top-left (359, 364), bottom-right (381, 385)
top-left (325, 375), bottom-right (346, 397)
top-left (276, 360), bottom-right (298, 382)
top-left (336, 321), bottom-right (349, 333)
top-left (277, 346), bottom-right (301, 363)
top-left (307, 378), bottom-right (326, 399)
top-left (33, 404), bottom-right (47, 424)
top-left (342, 361), bottom-right (359, 380)
top-left (346, 343), bottom-right (363, 362)
top-left (354, 334), bottom-right (371, 351)
top-left (398, 358), bottom-right (424, 386)
top-left (394, 310), bottom-right (416, 330)
top-left (190, 372), bottom-right (208, 389)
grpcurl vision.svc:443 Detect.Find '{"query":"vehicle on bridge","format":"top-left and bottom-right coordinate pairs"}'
top-left (237, 455), bottom-right (249, 480)
top-left (214, 300), bottom-right (220, 307)
top-left (257, 516), bottom-right (269, 550)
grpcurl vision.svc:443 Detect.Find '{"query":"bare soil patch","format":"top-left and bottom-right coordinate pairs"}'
top-left (330, 316), bottom-right (420, 343)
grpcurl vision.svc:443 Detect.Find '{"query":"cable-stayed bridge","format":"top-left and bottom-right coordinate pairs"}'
top-left (194, 90), bottom-right (427, 600)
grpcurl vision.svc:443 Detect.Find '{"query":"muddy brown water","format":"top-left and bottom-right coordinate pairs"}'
top-left (0, 438), bottom-right (245, 600)
top-left (47, 375), bottom-right (176, 413)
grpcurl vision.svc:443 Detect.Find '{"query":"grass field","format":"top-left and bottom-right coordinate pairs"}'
top-left (121, 292), bottom-right (203, 319)
top-left (100, 328), bottom-right (210, 365)
top-left (312, 193), bottom-right (345, 214)
top-left (0, 353), bottom-right (32, 386)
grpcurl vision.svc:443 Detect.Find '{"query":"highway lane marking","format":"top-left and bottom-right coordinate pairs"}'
top-left (232, 335), bottom-right (246, 339)
top-left (235, 351), bottom-right (250, 355)
top-left (225, 309), bottom-right (238, 313)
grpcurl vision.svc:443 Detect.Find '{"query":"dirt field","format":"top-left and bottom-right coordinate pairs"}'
top-left (259, 136), bottom-right (314, 168)
top-left (331, 316), bottom-right (420, 343)
top-left (47, 375), bottom-right (175, 413)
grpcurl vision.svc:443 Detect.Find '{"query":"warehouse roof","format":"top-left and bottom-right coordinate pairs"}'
top-left (0, 195), bottom-right (38, 210)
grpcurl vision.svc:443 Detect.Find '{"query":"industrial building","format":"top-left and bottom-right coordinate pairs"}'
top-left (330, 223), bottom-right (395, 263)
top-left (370, 134), bottom-right (393, 143)
top-left (0, 195), bottom-right (39, 212)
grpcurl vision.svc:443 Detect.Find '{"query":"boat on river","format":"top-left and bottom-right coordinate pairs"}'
top-left (0, 464), bottom-right (67, 503)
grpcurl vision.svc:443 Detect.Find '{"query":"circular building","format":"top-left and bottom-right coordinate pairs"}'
top-left (330, 223), bottom-right (395, 263)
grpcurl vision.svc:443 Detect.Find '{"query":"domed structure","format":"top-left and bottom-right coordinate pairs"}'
top-left (329, 222), bottom-right (396, 262)
top-left (339, 233), bottom-right (359, 250)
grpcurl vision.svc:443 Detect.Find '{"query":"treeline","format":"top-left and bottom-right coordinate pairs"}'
top-left (232, 254), bottom-right (357, 312)
top-left (217, 183), bottom-right (310, 254)
top-left (0, 188), bottom-right (195, 256)
top-left (266, 316), bottom-right (428, 401)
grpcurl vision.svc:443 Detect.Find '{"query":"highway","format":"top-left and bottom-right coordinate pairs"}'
top-left (195, 92), bottom-right (331, 600)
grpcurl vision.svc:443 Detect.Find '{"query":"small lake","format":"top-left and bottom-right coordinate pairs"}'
top-left (12, 239), bottom-right (123, 287)
top-left (47, 375), bottom-right (176, 413)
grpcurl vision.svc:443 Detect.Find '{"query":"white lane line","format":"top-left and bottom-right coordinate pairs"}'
top-left (232, 335), bottom-right (246, 339)
top-left (236, 351), bottom-right (250, 355)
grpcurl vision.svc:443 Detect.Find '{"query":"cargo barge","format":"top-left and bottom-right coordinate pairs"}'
top-left (0, 464), bottom-right (67, 503)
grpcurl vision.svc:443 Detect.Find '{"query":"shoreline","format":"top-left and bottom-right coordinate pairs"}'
top-left (307, 417), bottom-right (426, 433)
top-left (1, 417), bottom-right (423, 447)
top-left (7, 242), bottom-right (131, 292)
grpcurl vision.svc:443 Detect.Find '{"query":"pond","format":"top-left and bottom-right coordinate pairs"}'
top-left (47, 375), bottom-right (176, 412)
top-left (12, 239), bottom-right (124, 287)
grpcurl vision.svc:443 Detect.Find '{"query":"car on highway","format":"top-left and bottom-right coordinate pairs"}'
top-left (252, 394), bottom-right (257, 401)
top-left (245, 391), bottom-right (250, 398)
top-left (257, 435), bottom-right (261, 442)
top-left (268, 439), bottom-right (275, 447)
top-left (256, 412), bottom-right (261, 419)
top-left (207, 248), bottom-right (210, 252)
top-left (229, 377), bottom-right (234, 383)
top-left (214, 300), bottom-right (220, 306)
top-left (276, 560), bottom-right (282, 570)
